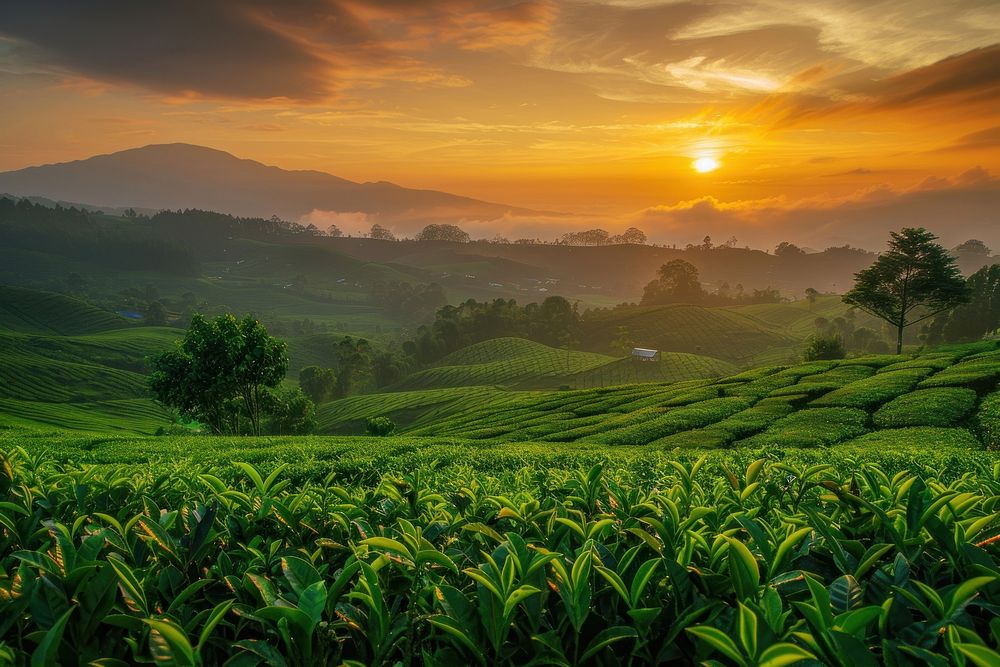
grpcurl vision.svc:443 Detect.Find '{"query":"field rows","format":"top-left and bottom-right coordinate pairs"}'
top-left (1, 433), bottom-right (999, 664)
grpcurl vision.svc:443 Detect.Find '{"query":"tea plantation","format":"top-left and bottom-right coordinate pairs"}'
top-left (2, 340), bottom-right (1000, 664)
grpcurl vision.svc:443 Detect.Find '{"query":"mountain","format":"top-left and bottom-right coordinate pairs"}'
top-left (0, 143), bottom-right (549, 230)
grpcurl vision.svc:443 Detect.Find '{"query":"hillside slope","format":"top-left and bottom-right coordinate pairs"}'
top-left (580, 303), bottom-right (798, 366)
top-left (318, 341), bottom-right (1000, 448)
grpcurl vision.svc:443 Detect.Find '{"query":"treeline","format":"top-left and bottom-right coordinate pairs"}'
top-left (924, 264), bottom-right (1000, 344)
top-left (0, 198), bottom-right (198, 275)
top-left (641, 259), bottom-right (782, 306)
top-left (402, 296), bottom-right (581, 364)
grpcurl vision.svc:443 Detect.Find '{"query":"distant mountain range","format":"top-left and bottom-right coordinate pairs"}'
top-left (0, 143), bottom-right (550, 229)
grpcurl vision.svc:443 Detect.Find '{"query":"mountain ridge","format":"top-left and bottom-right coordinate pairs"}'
top-left (0, 143), bottom-right (553, 228)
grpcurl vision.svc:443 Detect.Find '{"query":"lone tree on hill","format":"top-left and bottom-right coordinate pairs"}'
top-left (843, 227), bottom-right (969, 354)
top-left (149, 314), bottom-right (288, 435)
top-left (642, 259), bottom-right (705, 305)
top-left (415, 223), bottom-right (470, 243)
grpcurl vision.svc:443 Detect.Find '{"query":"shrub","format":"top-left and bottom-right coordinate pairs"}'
top-left (803, 334), bottom-right (846, 361)
top-left (918, 361), bottom-right (1000, 392)
top-left (873, 388), bottom-right (977, 428)
top-left (365, 415), bottom-right (397, 436)
top-left (587, 397), bottom-right (753, 446)
top-left (811, 368), bottom-right (930, 409)
top-left (977, 390), bottom-right (1000, 449)
top-left (843, 426), bottom-right (981, 450)
top-left (738, 407), bottom-right (869, 447)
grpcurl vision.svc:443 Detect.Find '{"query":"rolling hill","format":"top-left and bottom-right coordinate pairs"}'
top-left (580, 303), bottom-right (799, 366)
top-left (312, 339), bottom-right (1000, 445)
top-left (390, 338), bottom-right (615, 391)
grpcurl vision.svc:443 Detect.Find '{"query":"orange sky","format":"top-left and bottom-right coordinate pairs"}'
top-left (1, 1), bottom-right (998, 217)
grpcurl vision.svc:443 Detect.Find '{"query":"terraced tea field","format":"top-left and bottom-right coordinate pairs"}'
top-left (391, 337), bottom-right (615, 390)
top-left (388, 341), bottom-right (1000, 448)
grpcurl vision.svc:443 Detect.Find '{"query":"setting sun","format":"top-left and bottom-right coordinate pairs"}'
top-left (693, 157), bottom-right (720, 173)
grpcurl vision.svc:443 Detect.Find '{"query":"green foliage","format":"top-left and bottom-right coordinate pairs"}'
top-left (843, 426), bottom-right (981, 450)
top-left (803, 334), bottom-right (847, 361)
top-left (873, 388), bottom-right (978, 428)
top-left (264, 387), bottom-right (316, 435)
top-left (1, 440), bottom-right (1000, 664)
top-left (739, 407), bottom-right (869, 447)
top-left (148, 314), bottom-right (287, 435)
top-left (976, 390), bottom-right (1000, 449)
top-left (811, 368), bottom-right (930, 409)
top-left (641, 259), bottom-right (705, 305)
top-left (365, 416), bottom-right (397, 436)
top-left (924, 264), bottom-right (1000, 344)
top-left (844, 227), bottom-right (970, 353)
top-left (299, 365), bottom-right (337, 403)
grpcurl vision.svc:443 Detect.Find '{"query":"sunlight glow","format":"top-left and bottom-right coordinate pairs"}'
top-left (693, 156), bottom-right (720, 173)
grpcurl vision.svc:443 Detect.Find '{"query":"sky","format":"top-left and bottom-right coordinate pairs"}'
top-left (1, 0), bottom-right (999, 237)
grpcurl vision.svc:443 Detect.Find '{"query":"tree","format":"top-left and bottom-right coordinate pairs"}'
top-left (775, 241), bottom-right (805, 257)
top-left (804, 287), bottom-right (819, 309)
top-left (299, 366), bottom-right (337, 403)
top-left (642, 259), bottom-right (704, 304)
top-left (145, 300), bottom-right (168, 326)
top-left (954, 239), bottom-right (991, 257)
top-left (326, 224), bottom-right (343, 237)
top-left (369, 223), bottom-right (396, 241)
top-left (614, 227), bottom-right (647, 245)
top-left (334, 336), bottom-right (373, 396)
top-left (265, 387), bottom-right (316, 435)
top-left (611, 326), bottom-right (634, 356)
top-left (843, 228), bottom-right (970, 354)
top-left (149, 314), bottom-right (288, 435)
top-left (923, 264), bottom-right (1000, 344)
top-left (803, 334), bottom-right (846, 361)
top-left (365, 416), bottom-right (396, 436)
top-left (560, 229), bottom-right (610, 246)
top-left (415, 224), bottom-right (470, 243)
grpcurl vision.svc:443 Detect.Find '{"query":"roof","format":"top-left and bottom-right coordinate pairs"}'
top-left (631, 347), bottom-right (660, 358)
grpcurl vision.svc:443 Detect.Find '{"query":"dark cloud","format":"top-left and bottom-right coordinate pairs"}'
top-left (932, 126), bottom-right (1000, 152)
top-left (871, 44), bottom-right (1000, 108)
top-left (759, 44), bottom-right (1000, 127)
top-left (0, 1), bottom-right (341, 100)
top-left (827, 168), bottom-right (876, 176)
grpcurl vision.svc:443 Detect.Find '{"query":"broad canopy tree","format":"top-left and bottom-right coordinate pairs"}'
top-left (844, 228), bottom-right (969, 354)
top-left (642, 259), bottom-right (705, 305)
top-left (149, 313), bottom-right (288, 435)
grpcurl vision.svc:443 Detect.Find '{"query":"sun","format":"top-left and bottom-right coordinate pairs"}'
top-left (692, 156), bottom-right (720, 173)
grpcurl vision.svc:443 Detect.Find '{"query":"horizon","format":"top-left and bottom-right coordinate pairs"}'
top-left (1, 1), bottom-right (998, 235)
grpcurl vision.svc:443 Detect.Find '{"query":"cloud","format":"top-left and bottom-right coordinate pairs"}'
top-left (753, 44), bottom-right (1000, 127)
top-left (0, 1), bottom-right (336, 101)
top-left (933, 126), bottom-right (1000, 153)
top-left (634, 168), bottom-right (1000, 250)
